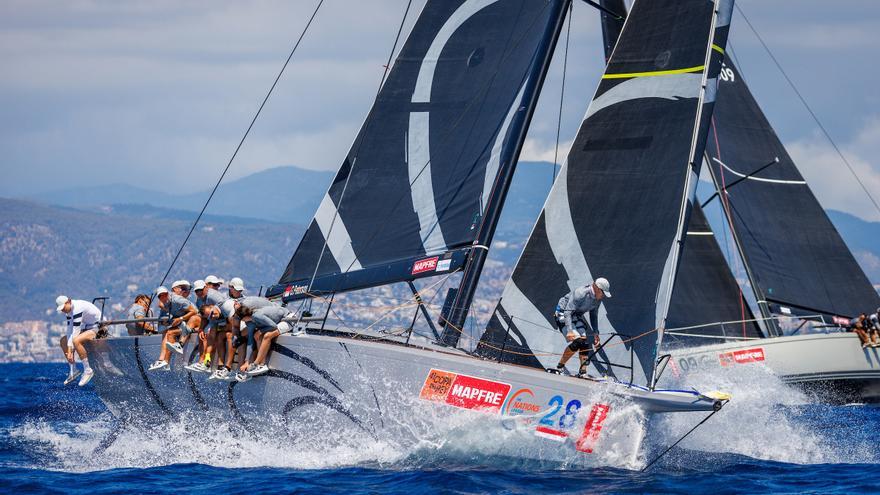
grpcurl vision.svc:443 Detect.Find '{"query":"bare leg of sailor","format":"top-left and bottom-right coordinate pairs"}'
top-left (60, 336), bottom-right (79, 383)
top-left (254, 329), bottom-right (280, 366)
top-left (72, 330), bottom-right (96, 367)
top-left (163, 328), bottom-right (181, 361)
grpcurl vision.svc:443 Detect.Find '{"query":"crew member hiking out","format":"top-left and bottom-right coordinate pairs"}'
top-left (125, 294), bottom-right (155, 336)
top-left (547, 278), bottom-right (611, 378)
top-left (149, 281), bottom-right (201, 371)
top-left (237, 304), bottom-right (297, 378)
top-left (56, 295), bottom-right (104, 386)
top-left (849, 313), bottom-right (872, 349)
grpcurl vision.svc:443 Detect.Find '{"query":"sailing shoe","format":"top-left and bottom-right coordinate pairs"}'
top-left (185, 362), bottom-right (210, 373)
top-left (165, 341), bottom-right (184, 355)
top-left (78, 369), bottom-right (95, 387)
top-left (246, 363), bottom-right (258, 374)
top-left (64, 370), bottom-right (82, 386)
top-left (212, 368), bottom-right (230, 381)
top-left (235, 372), bottom-right (251, 383)
top-left (148, 360), bottom-right (170, 371)
top-left (248, 364), bottom-right (269, 377)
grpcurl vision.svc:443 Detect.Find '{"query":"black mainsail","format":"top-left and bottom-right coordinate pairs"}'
top-left (477, 0), bottom-right (735, 387)
top-left (269, 0), bottom-right (570, 301)
top-left (705, 58), bottom-right (880, 330)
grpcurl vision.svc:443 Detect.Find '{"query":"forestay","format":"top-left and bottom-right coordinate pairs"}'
top-left (476, 0), bottom-right (734, 387)
top-left (270, 0), bottom-right (569, 300)
top-left (705, 58), bottom-right (880, 324)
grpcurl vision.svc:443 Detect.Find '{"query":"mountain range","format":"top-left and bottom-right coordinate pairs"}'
top-left (3, 161), bottom-right (880, 323)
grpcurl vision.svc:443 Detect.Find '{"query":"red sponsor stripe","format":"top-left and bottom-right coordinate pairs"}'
top-left (535, 426), bottom-right (568, 441)
top-left (576, 403), bottom-right (610, 454)
top-left (412, 257), bottom-right (439, 275)
top-left (444, 373), bottom-right (511, 413)
top-left (720, 347), bottom-right (765, 366)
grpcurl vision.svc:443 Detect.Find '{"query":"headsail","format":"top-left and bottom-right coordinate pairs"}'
top-left (705, 58), bottom-right (880, 325)
top-left (666, 204), bottom-right (762, 344)
top-left (269, 0), bottom-right (570, 300)
top-left (476, 0), bottom-right (734, 387)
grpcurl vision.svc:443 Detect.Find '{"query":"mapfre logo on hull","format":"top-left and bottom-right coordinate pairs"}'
top-left (419, 369), bottom-right (510, 413)
top-left (719, 347), bottom-right (765, 366)
top-left (412, 256), bottom-right (439, 275)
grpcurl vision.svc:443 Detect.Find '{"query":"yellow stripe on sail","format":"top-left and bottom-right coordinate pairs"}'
top-left (712, 44), bottom-right (725, 55)
top-left (602, 65), bottom-right (705, 79)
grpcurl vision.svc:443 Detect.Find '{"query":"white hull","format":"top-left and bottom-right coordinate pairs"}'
top-left (85, 329), bottom-right (723, 465)
top-left (663, 332), bottom-right (880, 402)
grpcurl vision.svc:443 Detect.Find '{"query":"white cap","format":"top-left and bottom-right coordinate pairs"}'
top-left (193, 279), bottom-right (206, 291)
top-left (55, 295), bottom-right (69, 312)
top-left (277, 321), bottom-right (291, 333)
top-left (156, 286), bottom-right (169, 296)
top-left (229, 277), bottom-right (245, 291)
top-left (205, 275), bottom-right (223, 285)
top-left (171, 279), bottom-right (191, 289)
top-left (594, 277), bottom-right (611, 298)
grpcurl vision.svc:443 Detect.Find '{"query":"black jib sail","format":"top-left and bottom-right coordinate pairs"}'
top-left (666, 204), bottom-right (762, 344)
top-left (705, 58), bottom-right (880, 328)
top-left (268, 0), bottom-right (570, 301)
top-left (477, 0), bottom-right (735, 386)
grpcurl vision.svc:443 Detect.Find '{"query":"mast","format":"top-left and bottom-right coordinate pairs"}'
top-left (440, 0), bottom-right (572, 347)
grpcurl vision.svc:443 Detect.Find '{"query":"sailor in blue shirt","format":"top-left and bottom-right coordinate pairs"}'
top-left (549, 277), bottom-right (611, 377)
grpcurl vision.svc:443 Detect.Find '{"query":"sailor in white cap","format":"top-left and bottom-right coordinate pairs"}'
top-left (55, 295), bottom-right (104, 386)
top-left (189, 280), bottom-right (229, 374)
top-left (227, 277), bottom-right (245, 300)
top-left (204, 275), bottom-right (224, 290)
top-left (549, 277), bottom-right (611, 378)
top-left (148, 281), bottom-right (201, 371)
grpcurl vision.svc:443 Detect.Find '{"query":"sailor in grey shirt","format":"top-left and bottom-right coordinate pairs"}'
top-left (125, 294), bottom-right (155, 336)
top-left (551, 278), bottom-right (611, 377)
top-left (245, 304), bottom-right (296, 376)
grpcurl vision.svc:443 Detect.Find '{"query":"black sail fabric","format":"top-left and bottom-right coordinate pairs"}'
top-left (477, 0), bottom-right (734, 386)
top-left (272, 0), bottom-right (568, 299)
top-left (706, 59), bottom-right (880, 320)
top-left (666, 204), bottom-right (762, 344)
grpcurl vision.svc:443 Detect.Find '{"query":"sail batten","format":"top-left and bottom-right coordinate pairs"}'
top-left (477, 0), bottom-right (735, 387)
top-left (270, 0), bottom-right (570, 301)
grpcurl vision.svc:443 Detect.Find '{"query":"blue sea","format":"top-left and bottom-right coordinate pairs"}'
top-left (1, 362), bottom-right (878, 494)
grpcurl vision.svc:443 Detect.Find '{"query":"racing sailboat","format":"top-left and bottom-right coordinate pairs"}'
top-left (661, 55), bottom-right (880, 402)
top-left (87, 0), bottom-right (737, 462)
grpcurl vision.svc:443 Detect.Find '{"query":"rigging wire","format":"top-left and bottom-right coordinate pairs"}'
top-left (552, 1), bottom-right (573, 183)
top-left (735, 4), bottom-right (880, 218)
top-left (156, 0), bottom-right (325, 289)
top-left (306, 0), bottom-right (414, 290)
top-left (641, 405), bottom-right (725, 472)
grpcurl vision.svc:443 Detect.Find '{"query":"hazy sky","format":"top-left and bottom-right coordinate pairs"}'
top-left (2, 0), bottom-right (879, 219)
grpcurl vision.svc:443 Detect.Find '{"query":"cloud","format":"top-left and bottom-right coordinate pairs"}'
top-left (786, 117), bottom-right (880, 221)
top-left (519, 137), bottom-right (573, 166)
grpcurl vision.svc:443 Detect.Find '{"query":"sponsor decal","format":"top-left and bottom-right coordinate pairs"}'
top-left (575, 403), bottom-right (610, 453)
top-left (833, 315), bottom-right (851, 326)
top-left (535, 425), bottom-right (568, 442)
top-left (419, 369), bottom-right (511, 413)
top-left (412, 256), bottom-right (439, 275)
top-left (283, 284), bottom-right (308, 298)
top-left (503, 388), bottom-right (541, 416)
top-left (719, 347), bottom-right (765, 367)
top-left (436, 259), bottom-right (452, 272)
